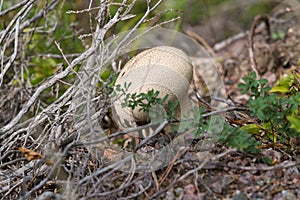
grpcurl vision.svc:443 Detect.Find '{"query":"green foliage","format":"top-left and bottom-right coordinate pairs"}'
top-left (111, 78), bottom-right (131, 99)
top-left (120, 86), bottom-right (209, 136)
top-left (271, 31), bottom-right (286, 40)
top-left (240, 124), bottom-right (260, 134)
top-left (120, 70), bottom-right (300, 152)
top-left (261, 156), bottom-right (273, 165)
top-left (238, 72), bottom-right (300, 144)
top-left (109, 0), bottom-right (183, 34)
top-left (269, 73), bottom-right (300, 95)
top-left (121, 89), bottom-right (169, 114)
top-left (179, 107), bottom-right (209, 138)
top-left (120, 84), bottom-right (261, 152)
top-left (29, 57), bottom-right (58, 85)
top-left (287, 116), bottom-right (300, 132)
top-left (238, 71), bottom-right (270, 98)
top-left (102, 72), bottom-right (121, 97)
top-left (22, 2), bottom-right (84, 86)
top-left (219, 124), bottom-right (260, 153)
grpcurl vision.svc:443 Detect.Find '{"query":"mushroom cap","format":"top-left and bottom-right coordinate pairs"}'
top-left (113, 46), bottom-right (193, 129)
top-left (119, 46), bottom-right (193, 81)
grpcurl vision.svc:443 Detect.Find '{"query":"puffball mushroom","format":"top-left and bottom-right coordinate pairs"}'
top-left (112, 46), bottom-right (193, 130)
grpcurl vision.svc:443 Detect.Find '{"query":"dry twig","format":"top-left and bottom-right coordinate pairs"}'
top-left (247, 15), bottom-right (271, 78)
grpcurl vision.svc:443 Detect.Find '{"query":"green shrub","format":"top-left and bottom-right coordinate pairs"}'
top-left (119, 68), bottom-right (300, 152)
top-left (238, 71), bottom-right (300, 145)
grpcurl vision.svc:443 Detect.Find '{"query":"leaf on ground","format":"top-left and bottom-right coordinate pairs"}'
top-left (287, 116), bottom-right (300, 132)
top-left (240, 124), bottom-right (261, 134)
top-left (18, 147), bottom-right (42, 161)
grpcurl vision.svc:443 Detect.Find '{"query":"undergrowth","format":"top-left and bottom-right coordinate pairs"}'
top-left (118, 69), bottom-right (300, 153)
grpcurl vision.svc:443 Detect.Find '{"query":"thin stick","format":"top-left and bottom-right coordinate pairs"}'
top-left (185, 29), bottom-right (216, 57)
top-left (247, 15), bottom-right (271, 78)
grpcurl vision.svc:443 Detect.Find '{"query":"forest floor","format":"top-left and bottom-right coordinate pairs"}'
top-left (138, 15), bottom-right (300, 200)
top-left (165, 14), bottom-right (300, 200)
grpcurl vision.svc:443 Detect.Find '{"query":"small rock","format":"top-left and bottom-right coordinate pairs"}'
top-left (183, 194), bottom-right (205, 200)
top-left (174, 187), bottom-right (184, 199)
top-left (232, 190), bottom-right (248, 200)
top-left (184, 183), bottom-right (196, 195)
top-left (211, 180), bottom-right (223, 194)
top-left (281, 190), bottom-right (297, 200)
top-left (239, 172), bottom-right (252, 185)
top-left (211, 175), bottom-right (233, 194)
top-left (165, 188), bottom-right (175, 200)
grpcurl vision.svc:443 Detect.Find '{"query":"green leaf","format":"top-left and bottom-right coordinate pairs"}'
top-left (269, 74), bottom-right (295, 94)
top-left (262, 157), bottom-right (273, 165)
top-left (269, 85), bottom-right (290, 93)
top-left (101, 68), bottom-right (114, 81)
top-left (271, 31), bottom-right (285, 40)
top-left (266, 132), bottom-right (277, 143)
top-left (287, 116), bottom-right (300, 132)
top-left (240, 124), bottom-right (260, 134)
top-left (219, 124), bottom-right (261, 153)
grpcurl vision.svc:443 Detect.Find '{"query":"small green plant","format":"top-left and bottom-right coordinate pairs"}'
top-left (120, 87), bottom-right (209, 135)
top-left (121, 89), bottom-right (170, 114)
top-left (238, 71), bottom-right (270, 98)
top-left (219, 124), bottom-right (261, 153)
top-left (238, 71), bottom-right (300, 144)
top-left (119, 69), bottom-right (300, 152)
top-left (218, 71), bottom-right (300, 152)
top-left (103, 72), bottom-right (122, 96)
top-left (121, 88), bottom-right (260, 152)
top-left (178, 106), bottom-right (208, 138)
top-left (271, 30), bottom-right (286, 40)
